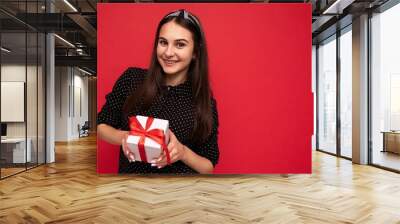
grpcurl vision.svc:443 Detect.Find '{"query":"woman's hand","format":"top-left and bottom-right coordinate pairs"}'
top-left (152, 130), bottom-right (187, 169)
top-left (121, 131), bottom-right (136, 162)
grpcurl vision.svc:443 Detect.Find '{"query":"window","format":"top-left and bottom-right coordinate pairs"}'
top-left (371, 2), bottom-right (400, 171)
top-left (317, 35), bottom-right (337, 154)
top-left (339, 27), bottom-right (352, 158)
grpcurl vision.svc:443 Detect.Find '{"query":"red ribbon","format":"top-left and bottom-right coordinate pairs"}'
top-left (128, 116), bottom-right (170, 165)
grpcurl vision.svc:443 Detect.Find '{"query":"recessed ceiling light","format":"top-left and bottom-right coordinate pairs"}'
top-left (323, 0), bottom-right (355, 15)
top-left (54, 34), bottom-right (75, 48)
top-left (78, 67), bottom-right (93, 76)
top-left (63, 0), bottom-right (78, 12)
top-left (1, 47), bottom-right (11, 53)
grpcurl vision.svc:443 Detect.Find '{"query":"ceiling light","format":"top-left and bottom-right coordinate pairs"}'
top-left (54, 34), bottom-right (75, 48)
top-left (63, 0), bottom-right (78, 12)
top-left (322, 0), bottom-right (355, 15)
top-left (78, 67), bottom-right (93, 76)
top-left (1, 47), bottom-right (11, 53)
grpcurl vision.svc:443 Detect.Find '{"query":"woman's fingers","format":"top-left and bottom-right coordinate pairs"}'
top-left (121, 138), bottom-right (127, 155)
top-left (127, 152), bottom-right (135, 162)
top-left (151, 157), bottom-right (164, 168)
top-left (167, 136), bottom-right (175, 148)
top-left (168, 129), bottom-right (174, 140)
top-left (167, 149), bottom-right (176, 162)
top-left (150, 130), bottom-right (178, 168)
top-left (122, 134), bottom-right (135, 162)
top-left (153, 148), bottom-right (176, 168)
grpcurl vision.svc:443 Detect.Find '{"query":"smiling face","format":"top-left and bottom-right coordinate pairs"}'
top-left (156, 20), bottom-right (195, 83)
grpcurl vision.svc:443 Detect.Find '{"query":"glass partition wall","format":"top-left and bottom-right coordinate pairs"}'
top-left (339, 27), bottom-right (352, 159)
top-left (370, 2), bottom-right (400, 171)
top-left (316, 26), bottom-right (353, 159)
top-left (0, 1), bottom-right (46, 179)
top-left (317, 35), bottom-right (337, 155)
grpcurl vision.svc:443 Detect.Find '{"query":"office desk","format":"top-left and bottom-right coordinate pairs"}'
top-left (381, 131), bottom-right (400, 154)
top-left (1, 138), bottom-right (32, 163)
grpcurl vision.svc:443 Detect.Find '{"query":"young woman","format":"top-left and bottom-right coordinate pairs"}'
top-left (97, 9), bottom-right (219, 174)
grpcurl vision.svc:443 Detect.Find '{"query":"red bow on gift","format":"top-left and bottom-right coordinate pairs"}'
top-left (128, 116), bottom-right (171, 165)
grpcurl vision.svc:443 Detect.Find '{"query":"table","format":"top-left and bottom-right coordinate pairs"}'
top-left (1, 138), bottom-right (32, 163)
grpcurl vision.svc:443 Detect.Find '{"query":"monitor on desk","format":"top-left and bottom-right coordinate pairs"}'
top-left (1, 123), bottom-right (7, 139)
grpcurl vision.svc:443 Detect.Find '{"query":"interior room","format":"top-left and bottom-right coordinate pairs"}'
top-left (0, 0), bottom-right (399, 223)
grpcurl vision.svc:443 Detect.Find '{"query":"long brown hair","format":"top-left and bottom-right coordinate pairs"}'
top-left (123, 9), bottom-right (213, 143)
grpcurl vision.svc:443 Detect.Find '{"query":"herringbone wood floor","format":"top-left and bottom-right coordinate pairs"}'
top-left (1, 134), bottom-right (400, 224)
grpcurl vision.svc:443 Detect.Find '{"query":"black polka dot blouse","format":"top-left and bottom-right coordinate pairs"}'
top-left (97, 67), bottom-right (219, 174)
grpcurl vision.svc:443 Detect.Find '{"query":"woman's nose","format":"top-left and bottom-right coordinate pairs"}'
top-left (164, 45), bottom-right (174, 57)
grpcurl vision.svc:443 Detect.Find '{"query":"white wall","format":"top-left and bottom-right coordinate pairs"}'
top-left (55, 66), bottom-right (69, 141)
top-left (54, 66), bottom-right (89, 141)
top-left (1, 65), bottom-right (25, 134)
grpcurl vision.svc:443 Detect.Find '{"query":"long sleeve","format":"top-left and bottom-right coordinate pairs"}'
top-left (97, 67), bottom-right (146, 129)
top-left (192, 98), bottom-right (220, 167)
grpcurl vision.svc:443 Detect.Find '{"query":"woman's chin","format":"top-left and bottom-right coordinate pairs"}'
top-left (162, 66), bottom-right (179, 75)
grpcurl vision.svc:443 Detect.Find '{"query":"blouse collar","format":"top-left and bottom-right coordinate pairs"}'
top-left (161, 77), bottom-right (192, 96)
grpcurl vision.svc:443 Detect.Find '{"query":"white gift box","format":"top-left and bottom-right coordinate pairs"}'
top-left (126, 116), bottom-right (169, 163)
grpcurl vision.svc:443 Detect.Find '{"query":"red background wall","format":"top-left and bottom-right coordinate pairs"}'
top-left (97, 3), bottom-right (313, 174)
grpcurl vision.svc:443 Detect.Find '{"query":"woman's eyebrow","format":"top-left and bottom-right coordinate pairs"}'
top-left (175, 39), bottom-right (189, 43)
top-left (158, 37), bottom-right (189, 43)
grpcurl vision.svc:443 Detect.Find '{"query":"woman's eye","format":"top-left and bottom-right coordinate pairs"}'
top-left (159, 40), bottom-right (167, 46)
top-left (176, 42), bottom-right (186, 48)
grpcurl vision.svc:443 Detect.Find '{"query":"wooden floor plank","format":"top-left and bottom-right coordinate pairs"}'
top-left (0, 134), bottom-right (400, 223)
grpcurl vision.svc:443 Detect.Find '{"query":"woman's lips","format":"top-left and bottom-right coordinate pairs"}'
top-left (164, 59), bottom-right (178, 67)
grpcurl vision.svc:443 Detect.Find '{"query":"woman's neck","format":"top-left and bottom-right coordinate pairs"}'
top-left (164, 70), bottom-right (188, 86)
